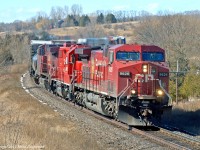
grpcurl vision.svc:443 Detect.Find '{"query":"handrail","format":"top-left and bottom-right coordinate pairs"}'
top-left (158, 79), bottom-right (172, 105)
top-left (116, 79), bottom-right (135, 115)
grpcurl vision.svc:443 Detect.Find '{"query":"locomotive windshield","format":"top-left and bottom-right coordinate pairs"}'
top-left (116, 52), bottom-right (140, 61)
top-left (142, 52), bottom-right (164, 62)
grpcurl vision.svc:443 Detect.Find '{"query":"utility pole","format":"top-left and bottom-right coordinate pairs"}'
top-left (176, 60), bottom-right (179, 105)
top-left (169, 59), bottom-right (186, 105)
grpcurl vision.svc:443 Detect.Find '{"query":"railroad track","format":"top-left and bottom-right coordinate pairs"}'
top-left (21, 72), bottom-right (200, 150)
top-left (152, 126), bottom-right (200, 150)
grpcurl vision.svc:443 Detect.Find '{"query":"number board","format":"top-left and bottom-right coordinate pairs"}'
top-left (119, 72), bottom-right (131, 77)
top-left (159, 72), bottom-right (169, 77)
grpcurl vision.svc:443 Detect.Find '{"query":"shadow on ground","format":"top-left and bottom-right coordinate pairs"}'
top-left (171, 108), bottom-right (200, 136)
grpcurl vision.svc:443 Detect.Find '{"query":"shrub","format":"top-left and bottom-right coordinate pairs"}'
top-left (180, 72), bottom-right (200, 99)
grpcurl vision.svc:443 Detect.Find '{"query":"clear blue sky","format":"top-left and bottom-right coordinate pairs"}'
top-left (0, 0), bottom-right (199, 23)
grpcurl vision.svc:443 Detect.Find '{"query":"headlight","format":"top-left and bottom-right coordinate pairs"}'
top-left (131, 89), bottom-right (136, 95)
top-left (157, 89), bottom-right (164, 96)
top-left (143, 64), bottom-right (148, 73)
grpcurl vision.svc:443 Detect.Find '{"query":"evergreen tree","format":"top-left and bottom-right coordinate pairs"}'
top-left (79, 15), bottom-right (90, 27)
top-left (66, 15), bottom-right (74, 27)
top-left (106, 13), bottom-right (117, 23)
top-left (73, 18), bottom-right (79, 26)
top-left (66, 15), bottom-right (79, 26)
top-left (96, 13), bottom-right (104, 24)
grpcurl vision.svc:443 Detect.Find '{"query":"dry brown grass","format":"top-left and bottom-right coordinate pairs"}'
top-left (0, 64), bottom-right (102, 150)
top-left (49, 26), bottom-right (82, 37)
top-left (0, 31), bottom-right (25, 38)
top-left (48, 21), bottom-right (139, 43)
top-left (172, 101), bottom-right (200, 135)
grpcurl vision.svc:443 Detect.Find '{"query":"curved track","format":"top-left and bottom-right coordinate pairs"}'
top-left (21, 72), bottom-right (200, 150)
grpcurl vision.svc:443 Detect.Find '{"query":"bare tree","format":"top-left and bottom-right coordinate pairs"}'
top-left (49, 6), bottom-right (65, 28)
top-left (136, 12), bottom-right (200, 72)
top-left (129, 10), bottom-right (137, 21)
top-left (56, 6), bottom-right (65, 20)
top-left (50, 7), bottom-right (63, 20)
top-left (36, 11), bottom-right (48, 22)
top-left (114, 11), bottom-right (123, 22)
top-left (96, 10), bottom-right (105, 16)
top-left (63, 5), bottom-right (69, 19)
top-left (71, 4), bottom-right (82, 17)
top-left (50, 7), bottom-right (56, 21)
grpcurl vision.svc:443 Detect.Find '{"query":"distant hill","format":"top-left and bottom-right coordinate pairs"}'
top-left (48, 21), bottom-right (139, 43)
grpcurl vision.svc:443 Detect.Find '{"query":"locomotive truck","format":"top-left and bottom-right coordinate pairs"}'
top-left (30, 37), bottom-right (172, 126)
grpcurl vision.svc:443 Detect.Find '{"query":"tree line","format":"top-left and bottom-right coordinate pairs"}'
top-left (0, 4), bottom-right (161, 32)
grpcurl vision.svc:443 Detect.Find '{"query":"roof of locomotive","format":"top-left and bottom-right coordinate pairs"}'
top-left (109, 44), bottom-right (165, 53)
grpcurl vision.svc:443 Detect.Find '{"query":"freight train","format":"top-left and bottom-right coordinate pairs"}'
top-left (30, 37), bottom-right (172, 126)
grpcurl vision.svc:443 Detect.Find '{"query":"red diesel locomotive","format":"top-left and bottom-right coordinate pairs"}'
top-left (31, 37), bottom-right (172, 126)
